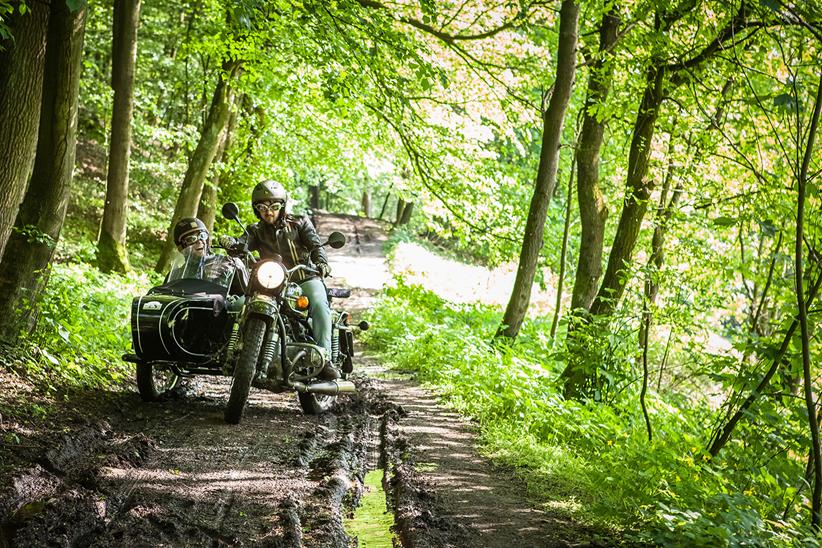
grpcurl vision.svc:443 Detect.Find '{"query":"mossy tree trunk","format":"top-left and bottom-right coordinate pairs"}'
top-left (495, 0), bottom-right (579, 340)
top-left (0, 1), bottom-right (49, 259)
top-left (588, 61), bottom-right (665, 317)
top-left (98, 0), bottom-right (142, 273)
top-left (569, 2), bottom-right (619, 312)
top-left (0, 3), bottom-right (86, 343)
top-left (565, 4), bottom-right (749, 398)
top-left (155, 60), bottom-right (240, 273)
top-left (198, 96), bottom-right (239, 232)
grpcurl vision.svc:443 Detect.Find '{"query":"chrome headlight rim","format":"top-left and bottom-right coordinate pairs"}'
top-left (255, 260), bottom-right (287, 290)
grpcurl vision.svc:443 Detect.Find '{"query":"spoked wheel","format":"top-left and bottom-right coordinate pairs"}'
top-left (298, 392), bottom-right (335, 415)
top-left (224, 318), bottom-right (266, 424)
top-left (136, 363), bottom-right (181, 402)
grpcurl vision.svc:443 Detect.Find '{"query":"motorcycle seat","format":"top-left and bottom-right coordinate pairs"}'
top-left (326, 287), bottom-right (351, 299)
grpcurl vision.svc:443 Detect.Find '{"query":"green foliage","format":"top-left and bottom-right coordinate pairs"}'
top-left (8, 263), bottom-right (157, 391)
top-left (363, 280), bottom-right (818, 545)
top-left (4, 0), bottom-right (821, 540)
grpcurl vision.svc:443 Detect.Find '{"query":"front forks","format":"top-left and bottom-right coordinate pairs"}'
top-left (258, 328), bottom-right (279, 378)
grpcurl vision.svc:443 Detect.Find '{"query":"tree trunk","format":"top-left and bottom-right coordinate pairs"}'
top-left (362, 189), bottom-right (371, 218)
top-left (398, 201), bottom-right (414, 225)
top-left (569, 2), bottom-right (619, 312)
top-left (0, 2), bottom-right (50, 259)
top-left (309, 184), bottom-right (320, 210)
top-left (588, 62), bottom-right (666, 317)
top-left (495, 0), bottom-right (579, 340)
top-left (198, 97), bottom-right (238, 232)
top-left (98, 0), bottom-right (141, 273)
top-left (587, 5), bottom-right (746, 318)
top-left (0, 3), bottom-right (86, 343)
top-left (395, 198), bottom-right (407, 225)
top-left (377, 192), bottom-right (391, 220)
top-left (550, 155), bottom-right (575, 340)
top-left (155, 61), bottom-right (240, 273)
top-left (796, 70), bottom-right (822, 531)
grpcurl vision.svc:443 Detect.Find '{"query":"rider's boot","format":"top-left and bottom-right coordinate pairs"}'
top-left (319, 361), bottom-right (341, 381)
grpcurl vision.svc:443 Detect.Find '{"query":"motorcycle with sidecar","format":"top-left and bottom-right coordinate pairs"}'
top-left (123, 203), bottom-right (368, 423)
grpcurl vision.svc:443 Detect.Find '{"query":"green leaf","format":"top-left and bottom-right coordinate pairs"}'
top-left (757, 219), bottom-right (777, 237)
top-left (773, 92), bottom-right (799, 112)
top-left (40, 348), bottom-right (60, 367)
top-left (712, 216), bottom-right (737, 227)
top-left (759, 0), bottom-right (780, 12)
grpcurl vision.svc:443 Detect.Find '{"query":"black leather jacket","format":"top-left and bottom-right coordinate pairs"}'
top-left (245, 214), bottom-right (328, 282)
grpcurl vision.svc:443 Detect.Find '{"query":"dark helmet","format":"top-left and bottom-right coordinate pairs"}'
top-left (173, 217), bottom-right (208, 248)
top-left (252, 180), bottom-right (288, 206)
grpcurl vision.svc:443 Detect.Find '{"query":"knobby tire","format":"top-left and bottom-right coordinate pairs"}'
top-left (225, 317), bottom-right (266, 424)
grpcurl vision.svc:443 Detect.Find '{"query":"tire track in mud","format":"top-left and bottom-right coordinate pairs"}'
top-left (0, 375), bottom-right (404, 547)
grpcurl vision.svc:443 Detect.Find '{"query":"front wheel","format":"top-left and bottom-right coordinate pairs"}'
top-left (136, 363), bottom-right (181, 402)
top-left (298, 392), bottom-right (335, 415)
top-left (224, 318), bottom-right (266, 424)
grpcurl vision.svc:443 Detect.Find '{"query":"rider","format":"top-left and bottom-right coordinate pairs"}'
top-left (170, 217), bottom-right (246, 292)
top-left (226, 180), bottom-right (338, 381)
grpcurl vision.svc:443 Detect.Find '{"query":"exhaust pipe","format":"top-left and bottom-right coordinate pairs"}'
top-left (292, 380), bottom-right (356, 395)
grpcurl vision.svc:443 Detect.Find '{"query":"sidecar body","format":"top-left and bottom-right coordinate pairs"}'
top-left (129, 252), bottom-right (244, 372)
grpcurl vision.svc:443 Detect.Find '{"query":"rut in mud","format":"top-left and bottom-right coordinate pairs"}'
top-left (1, 214), bottom-right (614, 547)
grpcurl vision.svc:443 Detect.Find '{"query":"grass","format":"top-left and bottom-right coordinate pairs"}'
top-left (361, 279), bottom-right (817, 547)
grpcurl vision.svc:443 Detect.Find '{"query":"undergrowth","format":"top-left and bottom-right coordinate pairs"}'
top-left (4, 262), bottom-right (157, 392)
top-left (362, 280), bottom-right (816, 547)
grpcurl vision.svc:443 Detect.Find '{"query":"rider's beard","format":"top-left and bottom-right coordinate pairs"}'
top-left (262, 210), bottom-right (281, 225)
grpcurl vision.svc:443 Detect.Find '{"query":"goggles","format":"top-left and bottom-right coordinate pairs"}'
top-left (178, 231), bottom-right (208, 248)
top-left (254, 201), bottom-right (284, 214)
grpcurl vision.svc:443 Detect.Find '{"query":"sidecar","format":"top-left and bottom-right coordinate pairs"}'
top-left (124, 250), bottom-right (246, 400)
top-left (130, 278), bottom-right (237, 369)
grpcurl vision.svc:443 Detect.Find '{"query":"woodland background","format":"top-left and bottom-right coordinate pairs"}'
top-left (1, 0), bottom-right (821, 544)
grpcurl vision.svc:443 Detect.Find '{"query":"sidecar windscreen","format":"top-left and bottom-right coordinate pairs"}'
top-left (165, 249), bottom-right (236, 292)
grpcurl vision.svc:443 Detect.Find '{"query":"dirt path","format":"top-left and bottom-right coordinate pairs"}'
top-left (0, 214), bottom-right (610, 547)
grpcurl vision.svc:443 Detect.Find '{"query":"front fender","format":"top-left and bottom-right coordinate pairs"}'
top-left (246, 294), bottom-right (279, 323)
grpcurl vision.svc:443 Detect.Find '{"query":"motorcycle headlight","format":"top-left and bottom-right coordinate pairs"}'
top-left (255, 261), bottom-right (286, 290)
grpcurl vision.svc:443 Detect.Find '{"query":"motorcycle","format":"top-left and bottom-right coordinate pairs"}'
top-left (123, 202), bottom-right (368, 423)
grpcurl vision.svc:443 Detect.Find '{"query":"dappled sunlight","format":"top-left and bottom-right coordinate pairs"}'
top-left (390, 242), bottom-right (557, 315)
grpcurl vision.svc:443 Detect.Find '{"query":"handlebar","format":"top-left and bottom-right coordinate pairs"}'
top-left (217, 236), bottom-right (325, 277)
top-left (287, 264), bottom-right (319, 276)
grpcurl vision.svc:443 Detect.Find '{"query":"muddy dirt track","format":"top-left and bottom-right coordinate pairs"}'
top-left (0, 214), bottom-right (614, 547)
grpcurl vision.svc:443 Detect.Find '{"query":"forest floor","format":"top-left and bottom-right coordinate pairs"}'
top-left (0, 214), bottom-right (615, 547)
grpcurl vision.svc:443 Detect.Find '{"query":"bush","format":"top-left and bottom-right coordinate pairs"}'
top-left (8, 263), bottom-right (158, 391)
top-left (362, 279), bottom-right (817, 546)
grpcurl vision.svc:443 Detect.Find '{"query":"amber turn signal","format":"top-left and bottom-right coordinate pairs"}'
top-left (296, 296), bottom-right (310, 310)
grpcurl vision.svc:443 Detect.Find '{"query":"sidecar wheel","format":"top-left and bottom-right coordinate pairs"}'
top-left (225, 318), bottom-right (266, 424)
top-left (136, 363), bottom-right (181, 402)
top-left (298, 393), bottom-right (334, 415)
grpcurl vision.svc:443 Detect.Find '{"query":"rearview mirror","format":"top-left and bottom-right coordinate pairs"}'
top-left (326, 231), bottom-right (346, 249)
top-left (221, 202), bottom-right (240, 221)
